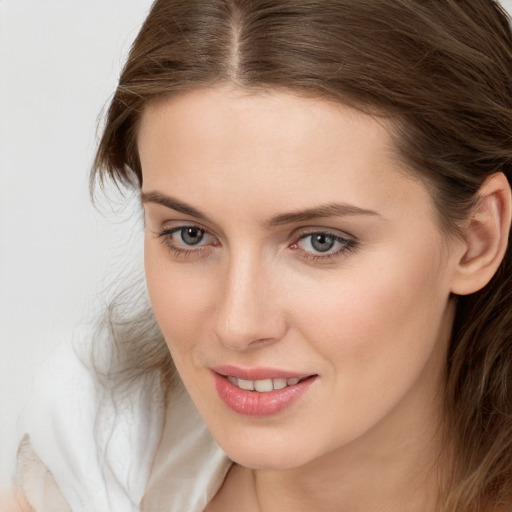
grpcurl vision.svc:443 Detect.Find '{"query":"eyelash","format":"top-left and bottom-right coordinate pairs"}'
top-left (156, 225), bottom-right (358, 262)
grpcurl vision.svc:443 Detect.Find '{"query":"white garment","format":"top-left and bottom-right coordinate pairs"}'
top-left (14, 343), bottom-right (231, 512)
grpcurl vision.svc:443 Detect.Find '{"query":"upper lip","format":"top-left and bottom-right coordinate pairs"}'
top-left (212, 365), bottom-right (316, 381)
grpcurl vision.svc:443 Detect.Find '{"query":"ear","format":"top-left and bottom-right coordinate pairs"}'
top-left (450, 172), bottom-right (512, 296)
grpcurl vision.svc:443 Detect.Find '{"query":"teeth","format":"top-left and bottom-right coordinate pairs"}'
top-left (273, 378), bottom-right (287, 390)
top-left (254, 379), bottom-right (273, 392)
top-left (238, 378), bottom-right (254, 391)
top-left (226, 375), bottom-right (305, 392)
top-left (227, 376), bottom-right (238, 386)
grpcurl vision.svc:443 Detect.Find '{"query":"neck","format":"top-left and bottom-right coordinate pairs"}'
top-left (253, 422), bottom-right (445, 512)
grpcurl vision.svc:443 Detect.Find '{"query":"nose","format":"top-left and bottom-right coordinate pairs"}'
top-left (213, 250), bottom-right (287, 350)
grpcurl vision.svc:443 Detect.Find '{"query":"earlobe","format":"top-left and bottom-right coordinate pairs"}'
top-left (450, 172), bottom-right (512, 296)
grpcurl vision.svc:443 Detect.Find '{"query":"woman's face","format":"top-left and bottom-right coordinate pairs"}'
top-left (140, 87), bottom-right (463, 469)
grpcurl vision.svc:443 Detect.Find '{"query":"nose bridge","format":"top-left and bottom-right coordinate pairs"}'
top-left (214, 246), bottom-right (283, 349)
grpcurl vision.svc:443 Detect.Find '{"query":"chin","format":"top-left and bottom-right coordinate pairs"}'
top-left (213, 430), bottom-right (318, 470)
top-left (230, 451), bottom-right (309, 471)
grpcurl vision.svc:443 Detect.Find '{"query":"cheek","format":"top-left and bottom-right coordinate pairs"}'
top-left (144, 244), bottom-right (216, 367)
top-left (289, 243), bottom-right (451, 390)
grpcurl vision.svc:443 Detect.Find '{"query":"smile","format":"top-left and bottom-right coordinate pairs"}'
top-left (212, 367), bottom-right (317, 416)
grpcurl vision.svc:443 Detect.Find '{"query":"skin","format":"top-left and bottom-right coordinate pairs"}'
top-left (139, 86), bottom-right (471, 511)
top-left (0, 493), bottom-right (32, 512)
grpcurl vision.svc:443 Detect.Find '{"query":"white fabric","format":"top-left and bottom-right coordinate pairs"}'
top-left (15, 342), bottom-right (231, 511)
top-left (142, 389), bottom-right (232, 512)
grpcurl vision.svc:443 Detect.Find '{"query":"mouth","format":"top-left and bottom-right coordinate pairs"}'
top-left (211, 366), bottom-right (318, 416)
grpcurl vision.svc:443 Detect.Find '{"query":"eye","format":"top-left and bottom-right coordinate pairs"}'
top-left (292, 231), bottom-right (357, 260)
top-left (303, 233), bottom-right (337, 252)
top-left (178, 226), bottom-right (206, 246)
top-left (156, 225), bottom-right (217, 256)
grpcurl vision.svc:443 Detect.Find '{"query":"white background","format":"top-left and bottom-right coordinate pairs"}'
top-left (0, 0), bottom-right (154, 489)
top-left (1, 0), bottom-right (511, 491)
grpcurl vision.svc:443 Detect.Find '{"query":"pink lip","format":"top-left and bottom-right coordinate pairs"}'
top-left (212, 366), bottom-right (317, 417)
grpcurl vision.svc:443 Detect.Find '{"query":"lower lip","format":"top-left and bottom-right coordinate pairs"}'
top-left (213, 372), bottom-right (316, 417)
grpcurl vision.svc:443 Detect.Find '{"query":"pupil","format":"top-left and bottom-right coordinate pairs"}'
top-left (181, 227), bottom-right (204, 245)
top-left (311, 233), bottom-right (335, 252)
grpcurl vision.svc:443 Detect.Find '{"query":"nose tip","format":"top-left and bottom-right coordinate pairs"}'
top-left (214, 293), bottom-right (283, 351)
top-left (214, 327), bottom-right (276, 351)
top-left (213, 260), bottom-right (287, 351)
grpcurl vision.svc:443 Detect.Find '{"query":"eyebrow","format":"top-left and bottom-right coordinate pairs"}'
top-left (141, 191), bottom-right (209, 221)
top-left (268, 203), bottom-right (380, 226)
top-left (141, 191), bottom-right (380, 226)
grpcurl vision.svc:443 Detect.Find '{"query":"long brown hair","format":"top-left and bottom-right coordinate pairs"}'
top-left (92, 1), bottom-right (512, 510)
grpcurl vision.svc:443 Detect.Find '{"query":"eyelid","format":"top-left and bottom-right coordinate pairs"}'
top-left (158, 220), bottom-right (217, 239)
top-left (291, 224), bottom-right (356, 239)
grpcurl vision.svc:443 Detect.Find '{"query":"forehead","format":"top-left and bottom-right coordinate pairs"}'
top-left (138, 86), bottom-right (434, 225)
top-left (140, 86), bottom-right (392, 148)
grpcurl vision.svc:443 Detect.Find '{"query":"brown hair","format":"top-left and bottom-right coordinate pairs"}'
top-left (92, 1), bottom-right (512, 510)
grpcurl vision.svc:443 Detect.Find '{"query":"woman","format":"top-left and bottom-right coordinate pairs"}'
top-left (8, 0), bottom-right (512, 511)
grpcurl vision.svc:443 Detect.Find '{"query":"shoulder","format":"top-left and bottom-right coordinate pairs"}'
top-left (16, 340), bottom-right (166, 511)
